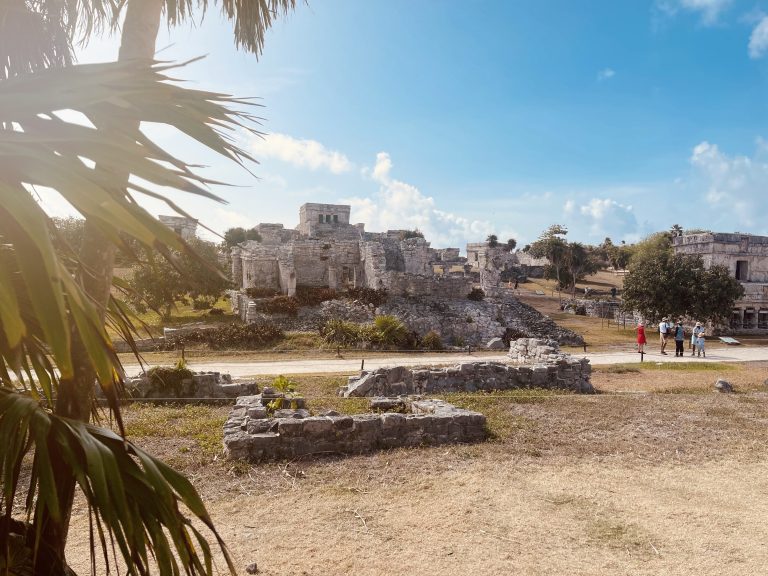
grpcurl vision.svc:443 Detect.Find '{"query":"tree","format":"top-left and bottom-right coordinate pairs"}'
top-left (622, 251), bottom-right (744, 324)
top-left (0, 1), bottom-right (295, 573)
top-left (528, 224), bottom-right (568, 291)
top-left (129, 239), bottom-right (231, 319)
top-left (564, 242), bottom-right (599, 298)
top-left (224, 226), bottom-right (262, 247)
top-left (506, 238), bottom-right (517, 251)
top-left (486, 234), bottom-right (499, 247)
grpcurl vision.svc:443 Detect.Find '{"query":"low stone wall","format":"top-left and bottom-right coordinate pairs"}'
top-left (341, 359), bottom-right (592, 397)
top-left (340, 338), bottom-right (592, 397)
top-left (125, 371), bottom-right (258, 400)
top-left (223, 396), bottom-right (486, 461)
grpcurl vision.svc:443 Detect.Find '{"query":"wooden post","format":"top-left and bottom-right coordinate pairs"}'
top-left (361, 358), bottom-right (365, 371)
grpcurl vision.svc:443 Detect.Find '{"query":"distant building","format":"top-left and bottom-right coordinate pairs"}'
top-left (158, 215), bottom-right (198, 240)
top-left (673, 233), bottom-right (768, 332)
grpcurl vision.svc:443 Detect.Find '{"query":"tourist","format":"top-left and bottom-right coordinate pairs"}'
top-left (658, 316), bottom-right (669, 355)
top-left (691, 321), bottom-right (704, 356)
top-left (695, 330), bottom-right (706, 358)
top-left (673, 320), bottom-right (685, 357)
top-left (636, 321), bottom-right (647, 354)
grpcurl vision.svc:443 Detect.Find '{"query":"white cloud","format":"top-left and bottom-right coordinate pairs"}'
top-left (597, 68), bottom-right (616, 81)
top-left (343, 152), bottom-right (495, 248)
top-left (249, 133), bottom-right (353, 174)
top-left (749, 16), bottom-right (768, 58)
top-left (689, 139), bottom-right (768, 230)
top-left (566, 198), bottom-right (640, 240)
top-left (656, 0), bottom-right (731, 24)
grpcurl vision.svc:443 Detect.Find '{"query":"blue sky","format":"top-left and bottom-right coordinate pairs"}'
top-left (57, 0), bottom-right (768, 248)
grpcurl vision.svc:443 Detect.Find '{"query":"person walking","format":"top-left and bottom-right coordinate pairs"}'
top-left (637, 321), bottom-right (647, 354)
top-left (673, 320), bottom-right (685, 357)
top-left (691, 322), bottom-right (704, 356)
top-left (659, 316), bottom-right (669, 355)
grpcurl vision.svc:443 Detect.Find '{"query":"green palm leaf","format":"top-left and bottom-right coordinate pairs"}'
top-left (0, 389), bottom-right (236, 575)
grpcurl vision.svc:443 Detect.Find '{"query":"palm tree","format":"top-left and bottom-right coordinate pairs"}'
top-left (1, 1), bottom-right (296, 573)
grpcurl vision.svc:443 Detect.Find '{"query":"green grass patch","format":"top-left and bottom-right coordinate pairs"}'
top-left (597, 362), bottom-right (736, 373)
top-left (124, 404), bottom-right (227, 458)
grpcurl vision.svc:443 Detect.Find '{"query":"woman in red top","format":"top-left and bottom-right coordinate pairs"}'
top-left (636, 321), bottom-right (647, 353)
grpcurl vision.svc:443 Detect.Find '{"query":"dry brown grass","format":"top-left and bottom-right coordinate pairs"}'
top-left (64, 363), bottom-right (768, 575)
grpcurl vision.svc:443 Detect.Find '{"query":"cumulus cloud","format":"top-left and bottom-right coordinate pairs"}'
top-left (689, 139), bottom-right (768, 229)
top-left (343, 152), bottom-right (496, 248)
top-left (565, 198), bottom-right (640, 240)
top-left (249, 133), bottom-right (353, 174)
top-left (597, 68), bottom-right (616, 81)
top-left (749, 16), bottom-right (768, 58)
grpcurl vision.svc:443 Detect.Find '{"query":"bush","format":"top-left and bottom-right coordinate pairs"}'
top-left (321, 319), bottom-right (363, 347)
top-left (345, 286), bottom-right (388, 307)
top-left (145, 361), bottom-right (194, 396)
top-left (399, 229), bottom-right (424, 240)
top-left (421, 330), bottom-right (444, 351)
top-left (192, 297), bottom-right (214, 310)
top-left (259, 295), bottom-right (299, 316)
top-left (295, 286), bottom-right (337, 306)
top-left (467, 287), bottom-right (485, 301)
top-left (374, 315), bottom-right (409, 348)
top-left (161, 322), bottom-right (284, 350)
top-left (208, 308), bottom-right (224, 316)
top-left (245, 287), bottom-right (279, 298)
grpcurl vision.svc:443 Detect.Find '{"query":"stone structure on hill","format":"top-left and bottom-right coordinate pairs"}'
top-left (227, 203), bottom-right (585, 346)
top-left (159, 215), bottom-right (198, 240)
top-left (230, 202), bottom-right (543, 299)
top-left (673, 232), bottom-right (768, 333)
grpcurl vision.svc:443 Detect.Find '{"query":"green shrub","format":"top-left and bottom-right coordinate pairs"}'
top-left (192, 297), bottom-right (214, 310)
top-left (451, 335), bottom-right (466, 347)
top-left (295, 286), bottom-right (337, 306)
top-left (145, 362), bottom-right (194, 396)
top-left (259, 295), bottom-right (299, 316)
top-left (399, 229), bottom-right (424, 240)
top-left (271, 374), bottom-right (297, 393)
top-left (374, 315), bottom-right (409, 347)
top-left (321, 319), bottom-right (363, 347)
top-left (467, 287), bottom-right (485, 301)
top-left (345, 286), bottom-right (388, 307)
top-left (161, 322), bottom-right (284, 350)
top-left (421, 330), bottom-right (444, 350)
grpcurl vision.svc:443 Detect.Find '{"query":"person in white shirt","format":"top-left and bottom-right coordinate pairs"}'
top-left (658, 316), bottom-right (669, 355)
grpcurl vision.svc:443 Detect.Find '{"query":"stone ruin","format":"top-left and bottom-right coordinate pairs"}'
top-left (227, 202), bottom-right (584, 347)
top-left (223, 392), bottom-right (486, 462)
top-left (125, 370), bottom-right (258, 400)
top-left (230, 202), bottom-right (544, 302)
top-left (340, 338), bottom-right (593, 397)
top-left (221, 339), bottom-right (591, 462)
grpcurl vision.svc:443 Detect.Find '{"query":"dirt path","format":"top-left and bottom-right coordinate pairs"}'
top-left (123, 345), bottom-right (768, 377)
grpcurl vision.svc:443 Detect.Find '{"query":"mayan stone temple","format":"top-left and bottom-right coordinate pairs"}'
top-left (231, 202), bottom-right (477, 299)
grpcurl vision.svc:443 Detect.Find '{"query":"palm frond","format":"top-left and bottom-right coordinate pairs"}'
top-left (0, 59), bottom-right (261, 403)
top-left (0, 389), bottom-right (236, 575)
top-left (0, 0), bottom-right (120, 80)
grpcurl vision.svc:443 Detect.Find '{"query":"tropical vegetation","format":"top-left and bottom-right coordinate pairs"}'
top-left (0, 0), bottom-right (296, 573)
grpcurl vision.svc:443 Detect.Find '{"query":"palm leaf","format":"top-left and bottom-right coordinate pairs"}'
top-left (0, 389), bottom-right (236, 575)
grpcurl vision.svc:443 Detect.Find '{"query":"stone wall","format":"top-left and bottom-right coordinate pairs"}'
top-left (125, 371), bottom-right (258, 400)
top-left (223, 396), bottom-right (487, 461)
top-left (341, 343), bottom-right (593, 397)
